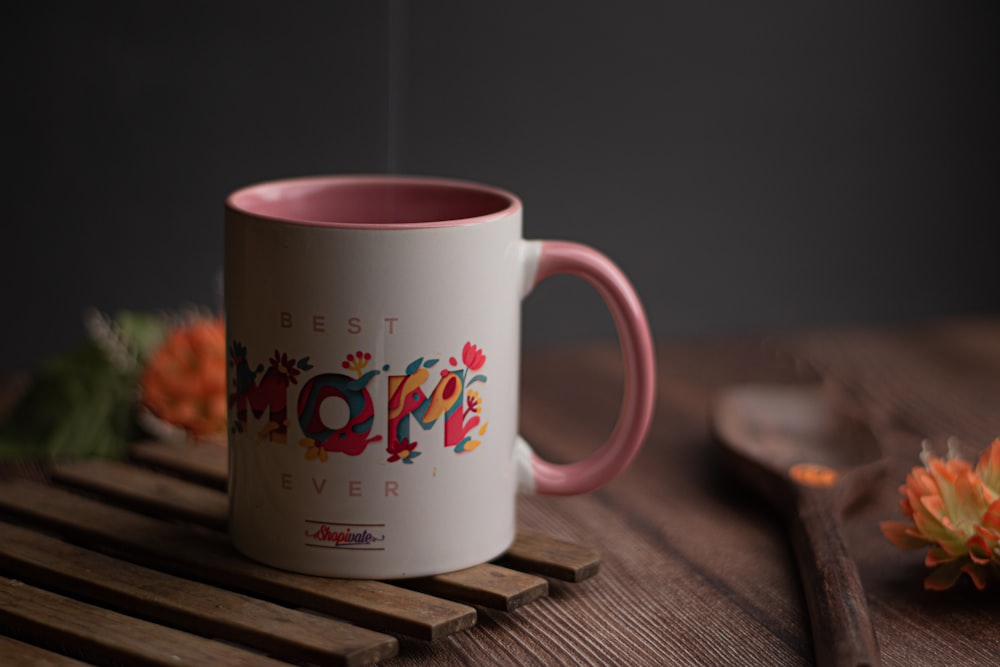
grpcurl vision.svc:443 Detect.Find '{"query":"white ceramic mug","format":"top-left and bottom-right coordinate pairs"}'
top-left (225, 175), bottom-right (655, 578)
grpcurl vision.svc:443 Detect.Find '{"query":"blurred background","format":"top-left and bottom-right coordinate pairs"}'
top-left (3, 1), bottom-right (998, 373)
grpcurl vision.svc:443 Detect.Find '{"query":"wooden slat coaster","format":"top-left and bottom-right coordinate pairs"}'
top-left (130, 439), bottom-right (228, 490)
top-left (0, 577), bottom-right (290, 667)
top-left (0, 521), bottom-right (398, 666)
top-left (0, 634), bottom-right (90, 667)
top-left (51, 459), bottom-right (228, 531)
top-left (0, 480), bottom-right (475, 641)
top-left (498, 530), bottom-right (602, 582)
top-left (0, 453), bottom-right (604, 663)
top-left (120, 445), bottom-right (603, 583)
top-left (404, 563), bottom-right (549, 612)
top-left (51, 459), bottom-right (553, 613)
top-left (44, 458), bottom-right (594, 612)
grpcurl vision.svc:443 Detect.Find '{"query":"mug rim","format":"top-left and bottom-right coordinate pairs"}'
top-left (226, 174), bottom-right (523, 230)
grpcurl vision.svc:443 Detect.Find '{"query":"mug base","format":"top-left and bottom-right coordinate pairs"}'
top-left (229, 531), bottom-right (516, 580)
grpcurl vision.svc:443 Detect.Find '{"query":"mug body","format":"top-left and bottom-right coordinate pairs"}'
top-left (225, 176), bottom-right (523, 578)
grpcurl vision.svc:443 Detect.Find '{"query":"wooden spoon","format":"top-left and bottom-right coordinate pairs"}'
top-left (712, 383), bottom-right (884, 667)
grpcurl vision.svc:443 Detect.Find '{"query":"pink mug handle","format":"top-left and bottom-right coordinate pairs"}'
top-left (520, 240), bottom-right (656, 495)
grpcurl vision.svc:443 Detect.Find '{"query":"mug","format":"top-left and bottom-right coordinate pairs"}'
top-left (225, 175), bottom-right (655, 579)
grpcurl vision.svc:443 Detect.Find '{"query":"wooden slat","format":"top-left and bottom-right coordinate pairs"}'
top-left (0, 480), bottom-right (475, 641)
top-left (51, 459), bottom-right (228, 531)
top-left (0, 577), bottom-right (290, 667)
top-left (130, 439), bottom-right (228, 490)
top-left (0, 520), bottom-right (397, 666)
top-left (405, 563), bottom-right (549, 612)
top-left (499, 530), bottom-right (601, 582)
top-left (0, 635), bottom-right (90, 667)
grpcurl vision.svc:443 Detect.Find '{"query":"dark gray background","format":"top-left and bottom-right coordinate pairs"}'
top-left (4, 2), bottom-right (998, 373)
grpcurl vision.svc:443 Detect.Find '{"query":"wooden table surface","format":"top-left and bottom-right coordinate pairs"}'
top-left (2, 317), bottom-right (999, 666)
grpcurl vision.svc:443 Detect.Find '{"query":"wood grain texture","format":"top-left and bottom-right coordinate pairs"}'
top-left (486, 323), bottom-right (1000, 667)
top-left (0, 480), bottom-right (475, 641)
top-left (404, 563), bottom-right (548, 612)
top-left (789, 486), bottom-right (881, 667)
top-left (498, 530), bottom-right (601, 582)
top-left (0, 577), bottom-right (291, 666)
top-left (50, 458), bottom-right (228, 530)
top-left (34, 454), bottom-right (588, 615)
top-left (0, 635), bottom-right (90, 667)
top-left (0, 521), bottom-right (398, 666)
top-left (2, 318), bottom-right (998, 666)
top-left (776, 320), bottom-right (1000, 667)
top-left (712, 384), bottom-right (885, 666)
top-left (130, 439), bottom-right (228, 490)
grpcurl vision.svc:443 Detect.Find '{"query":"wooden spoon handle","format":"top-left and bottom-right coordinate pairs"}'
top-left (789, 487), bottom-right (881, 667)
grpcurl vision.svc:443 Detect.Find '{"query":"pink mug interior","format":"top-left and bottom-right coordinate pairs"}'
top-left (226, 175), bottom-right (520, 229)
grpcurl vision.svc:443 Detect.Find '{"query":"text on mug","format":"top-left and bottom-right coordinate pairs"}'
top-left (279, 312), bottom-right (399, 335)
top-left (281, 474), bottom-right (400, 497)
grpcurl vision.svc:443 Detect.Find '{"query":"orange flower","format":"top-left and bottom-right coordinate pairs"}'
top-left (881, 438), bottom-right (1000, 590)
top-left (139, 317), bottom-right (227, 439)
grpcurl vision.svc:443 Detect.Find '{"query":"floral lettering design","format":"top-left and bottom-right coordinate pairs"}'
top-left (228, 342), bottom-right (488, 464)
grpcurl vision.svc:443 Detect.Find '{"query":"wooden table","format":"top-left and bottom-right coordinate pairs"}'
top-left (1, 317), bottom-right (999, 665)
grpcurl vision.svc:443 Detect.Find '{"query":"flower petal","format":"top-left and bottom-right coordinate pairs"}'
top-left (926, 546), bottom-right (959, 567)
top-left (898, 497), bottom-right (914, 519)
top-left (911, 493), bottom-right (957, 543)
top-left (881, 521), bottom-right (930, 550)
top-left (960, 563), bottom-right (988, 591)
top-left (909, 468), bottom-right (938, 497)
top-left (965, 535), bottom-right (993, 565)
top-left (930, 456), bottom-right (962, 485)
top-left (977, 439), bottom-right (1000, 495)
top-left (981, 500), bottom-right (1000, 531)
top-left (924, 561), bottom-right (964, 591)
top-left (952, 468), bottom-right (990, 527)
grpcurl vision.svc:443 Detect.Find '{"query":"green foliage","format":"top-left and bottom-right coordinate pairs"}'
top-left (0, 311), bottom-right (170, 461)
